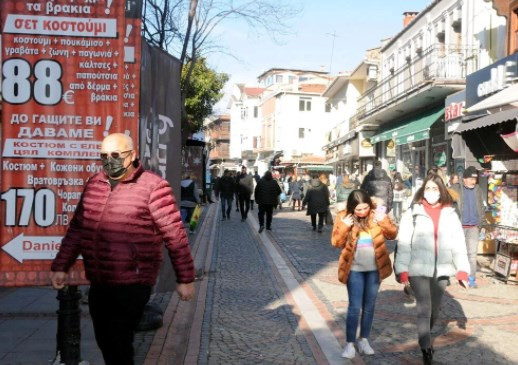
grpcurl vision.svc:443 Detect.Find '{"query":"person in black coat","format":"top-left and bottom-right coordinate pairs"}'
top-left (218, 170), bottom-right (236, 220)
top-left (254, 170), bottom-right (282, 233)
top-left (360, 161), bottom-right (394, 213)
top-left (302, 175), bottom-right (330, 233)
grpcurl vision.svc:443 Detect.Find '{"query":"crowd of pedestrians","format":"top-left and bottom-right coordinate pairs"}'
top-left (209, 162), bottom-right (481, 365)
top-left (52, 145), bottom-right (482, 365)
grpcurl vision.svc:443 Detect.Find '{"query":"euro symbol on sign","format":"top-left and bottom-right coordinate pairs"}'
top-left (63, 90), bottom-right (75, 105)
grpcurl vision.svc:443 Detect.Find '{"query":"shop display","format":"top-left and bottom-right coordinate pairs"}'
top-left (486, 171), bottom-right (518, 282)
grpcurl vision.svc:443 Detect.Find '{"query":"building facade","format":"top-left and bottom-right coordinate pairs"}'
top-left (353, 0), bottom-right (506, 189)
top-left (254, 68), bottom-right (333, 174)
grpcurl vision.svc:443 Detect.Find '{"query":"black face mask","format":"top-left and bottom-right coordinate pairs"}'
top-left (102, 156), bottom-right (128, 179)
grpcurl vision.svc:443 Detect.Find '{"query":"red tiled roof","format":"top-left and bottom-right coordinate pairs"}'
top-left (244, 87), bottom-right (264, 97)
top-left (299, 84), bottom-right (327, 93)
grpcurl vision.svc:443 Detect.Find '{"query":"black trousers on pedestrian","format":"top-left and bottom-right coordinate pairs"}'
top-left (311, 212), bottom-right (326, 228)
top-left (239, 195), bottom-right (250, 219)
top-left (89, 284), bottom-right (152, 365)
top-left (258, 204), bottom-right (274, 228)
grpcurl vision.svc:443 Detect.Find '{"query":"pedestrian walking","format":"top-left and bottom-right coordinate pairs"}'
top-left (302, 175), bottom-right (330, 233)
top-left (232, 171), bottom-right (240, 212)
top-left (212, 175), bottom-right (220, 200)
top-left (360, 160), bottom-right (394, 213)
top-left (335, 174), bottom-right (356, 212)
top-left (289, 176), bottom-right (304, 211)
top-left (255, 170), bottom-right (282, 233)
top-left (331, 189), bottom-right (397, 359)
top-left (236, 166), bottom-right (254, 221)
top-left (250, 172), bottom-right (257, 211)
top-left (218, 169), bottom-right (235, 220)
top-left (50, 133), bottom-right (195, 365)
top-left (394, 173), bottom-right (469, 365)
top-left (392, 172), bottom-right (408, 223)
top-left (180, 174), bottom-right (201, 232)
top-left (253, 170), bottom-right (261, 184)
top-left (450, 166), bottom-right (485, 288)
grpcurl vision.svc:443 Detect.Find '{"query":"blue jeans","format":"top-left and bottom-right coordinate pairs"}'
top-left (346, 270), bottom-right (380, 342)
top-left (221, 197), bottom-right (233, 217)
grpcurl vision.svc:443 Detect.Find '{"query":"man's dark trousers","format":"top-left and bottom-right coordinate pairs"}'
top-left (89, 284), bottom-right (152, 365)
top-left (258, 204), bottom-right (274, 228)
top-left (239, 194), bottom-right (251, 219)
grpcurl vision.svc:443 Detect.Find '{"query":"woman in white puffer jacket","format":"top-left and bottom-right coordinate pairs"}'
top-left (394, 172), bottom-right (470, 365)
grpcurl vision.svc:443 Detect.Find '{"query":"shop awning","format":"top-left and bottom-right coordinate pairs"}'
top-left (370, 124), bottom-right (406, 144)
top-left (370, 107), bottom-right (444, 145)
top-left (394, 107), bottom-right (445, 145)
top-left (466, 84), bottom-right (518, 113)
top-left (455, 108), bottom-right (518, 133)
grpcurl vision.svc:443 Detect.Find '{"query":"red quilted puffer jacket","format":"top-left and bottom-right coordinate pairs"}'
top-left (51, 164), bottom-right (195, 286)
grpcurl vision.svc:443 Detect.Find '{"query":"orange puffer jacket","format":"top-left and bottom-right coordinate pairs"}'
top-left (331, 210), bottom-right (397, 284)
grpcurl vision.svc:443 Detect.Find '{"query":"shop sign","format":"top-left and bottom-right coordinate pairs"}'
top-left (359, 132), bottom-right (375, 157)
top-left (0, 0), bottom-right (141, 287)
top-left (386, 139), bottom-right (396, 157)
top-left (445, 102), bottom-right (465, 121)
top-left (466, 53), bottom-right (518, 107)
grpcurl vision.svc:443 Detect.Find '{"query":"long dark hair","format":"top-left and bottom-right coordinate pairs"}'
top-left (346, 189), bottom-right (375, 231)
top-left (412, 173), bottom-right (454, 206)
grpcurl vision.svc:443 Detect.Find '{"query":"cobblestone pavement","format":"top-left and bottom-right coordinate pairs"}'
top-left (197, 207), bottom-right (318, 365)
top-left (268, 207), bottom-right (518, 365)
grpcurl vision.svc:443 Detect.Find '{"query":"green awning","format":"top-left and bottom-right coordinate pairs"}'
top-left (370, 107), bottom-right (444, 145)
top-left (370, 124), bottom-right (406, 144)
top-left (394, 107), bottom-right (444, 145)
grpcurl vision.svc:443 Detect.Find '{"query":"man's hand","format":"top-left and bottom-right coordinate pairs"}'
top-left (50, 271), bottom-right (68, 289)
top-left (177, 282), bottom-right (195, 301)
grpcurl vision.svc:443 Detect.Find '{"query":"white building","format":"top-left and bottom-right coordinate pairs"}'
top-left (353, 1), bottom-right (506, 185)
top-left (227, 84), bottom-right (264, 169)
top-left (255, 68), bottom-right (333, 172)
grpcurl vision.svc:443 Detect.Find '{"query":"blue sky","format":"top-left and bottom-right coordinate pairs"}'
top-left (210, 0), bottom-right (432, 111)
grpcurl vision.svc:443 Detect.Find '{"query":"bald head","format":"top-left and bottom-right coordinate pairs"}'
top-left (101, 133), bottom-right (134, 152)
top-left (100, 133), bottom-right (136, 180)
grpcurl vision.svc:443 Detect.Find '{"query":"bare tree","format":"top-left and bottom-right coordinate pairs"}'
top-left (143, 0), bottom-right (301, 132)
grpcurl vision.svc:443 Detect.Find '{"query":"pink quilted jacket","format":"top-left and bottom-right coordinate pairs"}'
top-left (51, 164), bottom-right (195, 285)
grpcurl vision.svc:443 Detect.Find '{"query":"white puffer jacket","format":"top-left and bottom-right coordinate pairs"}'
top-left (394, 204), bottom-right (470, 278)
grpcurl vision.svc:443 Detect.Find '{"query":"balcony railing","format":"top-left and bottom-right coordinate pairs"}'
top-left (353, 44), bottom-right (479, 123)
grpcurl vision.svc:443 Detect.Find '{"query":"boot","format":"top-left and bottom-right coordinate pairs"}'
top-left (421, 348), bottom-right (433, 365)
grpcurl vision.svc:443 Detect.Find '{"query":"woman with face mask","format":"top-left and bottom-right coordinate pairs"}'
top-left (331, 189), bottom-right (397, 359)
top-left (394, 173), bottom-right (470, 365)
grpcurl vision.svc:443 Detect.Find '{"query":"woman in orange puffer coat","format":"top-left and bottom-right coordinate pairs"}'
top-left (331, 189), bottom-right (398, 359)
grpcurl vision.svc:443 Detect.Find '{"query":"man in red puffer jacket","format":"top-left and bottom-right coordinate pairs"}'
top-left (50, 133), bottom-right (195, 365)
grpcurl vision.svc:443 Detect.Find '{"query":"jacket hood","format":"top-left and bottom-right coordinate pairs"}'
top-left (367, 167), bottom-right (390, 181)
top-left (310, 178), bottom-right (322, 188)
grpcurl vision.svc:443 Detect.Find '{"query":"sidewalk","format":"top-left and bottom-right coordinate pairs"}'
top-left (1, 202), bottom-right (517, 364)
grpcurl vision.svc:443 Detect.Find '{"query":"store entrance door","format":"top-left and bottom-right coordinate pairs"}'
top-left (412, 147), bottom-right (426, 189)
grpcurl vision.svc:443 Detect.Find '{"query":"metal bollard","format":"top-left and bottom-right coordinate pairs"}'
top-left (56, 285), bottom-right (82, 365)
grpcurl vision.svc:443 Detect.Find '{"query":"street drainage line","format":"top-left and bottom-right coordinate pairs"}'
top-left (248, 215), bottom-right (347, 365)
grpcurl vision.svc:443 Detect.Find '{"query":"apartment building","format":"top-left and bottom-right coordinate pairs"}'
top-left (255, 68), bottom-right (333, 174)
top-left (323, 47), bottom-right (381, 176)
top-left (227, 84), bottom-right (264, 169)
top-left (204, 115), bottom-right (235, 176)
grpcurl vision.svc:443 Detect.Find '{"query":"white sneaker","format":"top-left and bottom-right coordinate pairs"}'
top-left (357, 338), bottom-right (375, 355)
top-left (341, 342), bottom-right (356, 359)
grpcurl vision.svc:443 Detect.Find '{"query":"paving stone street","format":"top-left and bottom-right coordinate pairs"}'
top-left (0, 202), bottom-right (517, 365)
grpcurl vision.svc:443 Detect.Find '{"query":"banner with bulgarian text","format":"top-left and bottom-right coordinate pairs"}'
top-left (0, 0), bottom-right (138, 286)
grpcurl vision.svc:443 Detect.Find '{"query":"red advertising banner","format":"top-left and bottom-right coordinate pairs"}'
top-left (0, 0), bottom-right (137, 286)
